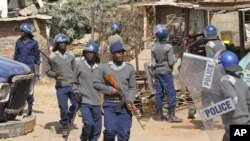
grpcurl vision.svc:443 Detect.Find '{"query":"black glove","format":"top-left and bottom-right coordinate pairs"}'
top-left (73, 91), bottom-right (82, 103)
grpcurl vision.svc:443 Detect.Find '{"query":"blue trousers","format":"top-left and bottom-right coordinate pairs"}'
top-left (80, 103), bottom-right (102, 141)
top-left (155, 73), bottom-right (176, 109)
top-left (56, 86), bottom-right (78, 126)
top-left (103, 101), bottom-right (132, 141)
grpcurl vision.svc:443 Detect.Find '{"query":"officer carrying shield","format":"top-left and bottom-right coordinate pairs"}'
top-left (201, 25), bottom-right (227, 128)
top-left (151, 24), bottom-right (182, 122)
top-left (14, 23), bottom-right (40, 116)
top-left (72, 41), bottom-right (102, 141)
top-left (204, 25), bottom-right (226, 58)
top-left (218, 51), bottom-right (250, 141)
top-left (46, 33), bottom-right (78, 137)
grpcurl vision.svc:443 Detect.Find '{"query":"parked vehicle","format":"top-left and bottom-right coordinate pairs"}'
top-left (0, 55), bottom-right (33, 122)
top-left (239, 52), bottom-right (250, 87)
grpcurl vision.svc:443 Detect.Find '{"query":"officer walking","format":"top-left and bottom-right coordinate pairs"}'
top-left (218, 51), bottom-right (250, 141)
top-left (46, 33), bottom-right (78, 137)
top-left (204, 25), bottom-right (226, 58)
top-left (93, 41), bottom-right (136, 141)
top-left (151, 24), bottom-right (182, 122)
top-left (72, 41), bottom-right (102, 141)
top-left (108, 22), bottom-right (124, 46)
top-left (14, 23), bottom-right (40, 116)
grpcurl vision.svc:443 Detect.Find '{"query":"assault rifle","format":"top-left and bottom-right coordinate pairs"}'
top-left (104, 74), bottom-right (145, 130)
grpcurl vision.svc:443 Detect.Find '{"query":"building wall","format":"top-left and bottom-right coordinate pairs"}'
top-left (211, 12), bottom-right (240, 46)
top-left (0, 19), bottom-right (49, 75)
top-left (156, 6), bottom-right (206, 36)
top-left (189, 9), bottom-right (206, 35)
top-left (156, 5), bottom-right (181, 24)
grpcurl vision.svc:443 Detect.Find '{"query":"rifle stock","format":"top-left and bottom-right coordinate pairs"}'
top-left (104, 74), bottom-right (145, 130)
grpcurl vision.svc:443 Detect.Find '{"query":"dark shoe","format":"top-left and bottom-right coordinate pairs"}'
top-left (62, 124), bottom-right (69, 138)
top-left (103, 130), bottom-right (115, 141)
top-left (27, 104), bottom-right (33, 116)
top-left (103, 135), bottom-right (115, 141)
top-left (62, 129), bottom-right (68, 138)
top-left (80, 124), bottom-right (93, 141)
top-left (27, 109), bottom-right (32, 116)
top-left (0, 114), bottom-right (7, 123)
top-left (153, 108), bottom-right (164, 121)
top-left (167, 108), bottom-right (182, 123)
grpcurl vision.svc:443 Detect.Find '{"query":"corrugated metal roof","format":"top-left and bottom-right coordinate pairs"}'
top-left (0, 14), bottom-right (52, 22)
top-left (238, 7), bottom-right (250, 12)
top-left (134, 1), bottom-right (250, 11)
top-left (134, 1), bottom-right (199, 9)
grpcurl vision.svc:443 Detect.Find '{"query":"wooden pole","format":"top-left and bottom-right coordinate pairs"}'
top-left (135, 45), bottom-right (139, 75)
top-left (91, 5), bottom-right (95, 41)
top-left (143, 6), bottom-right (148, 49)
top-left (184, 8), bottom-right (189, 37)
top-left (99, 9), bottom-right (104, 45)
top-left (239, 11), bottom-right (246, 59)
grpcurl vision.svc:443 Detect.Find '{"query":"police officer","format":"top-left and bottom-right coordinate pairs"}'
top-left (204, 25), bottom-right (226, 58)
top-left (93, 41), bottom-right (136, 141)
top-left (72, 41), bottom-right (102, 141)
top-left (201, 25), bottom-right (227, 129)
top-left (108, 22), bottom-right (124, 46)
top-left (14, 23), bottom-right (40, 116)
top-left (151, 24), bottom-right (182, 122)
top-left (218, 51), bottom-right (250, 141)
top-left (46, 33), bottom-right (78, 137)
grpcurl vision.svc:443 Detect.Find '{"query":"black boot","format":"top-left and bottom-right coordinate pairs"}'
top-left (62, 124), bottom-right (69, 138)
top-left (80, 124), bottom-right (93, 141)
top-left (167, 108), bottom-right (182, 123)
top-left (0, 113), bottom-right (7, 123)
top-left (27, 104), bottom-right (33, 116)
top-left (153, 108), bottom-right (164, 121)
top-left (103, 135), bottom-right (115, 141)
top-left (103, 130), bottom-right (115, 141)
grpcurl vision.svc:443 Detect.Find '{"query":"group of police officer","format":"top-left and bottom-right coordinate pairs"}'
top-left (0, 20), bottom-right (250, 141)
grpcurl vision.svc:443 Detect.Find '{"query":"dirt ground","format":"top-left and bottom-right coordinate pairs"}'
top-left (2, 79), bottom-right (225, 141)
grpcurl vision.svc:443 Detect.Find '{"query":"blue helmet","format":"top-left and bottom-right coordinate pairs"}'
top-left (219, 51), bottom-right (242, 72)
top-left (54, 33), bottom-right (69, 44)
top-left (111, 22), bottom-right (121, 32)
top-left (83, 40), bottom-right (99, 56)
top-left (110, 41), bottom-right (125, 53)
top-left (204, 25), bottom-right (218, 39)
top-left (154, 24), bottom-right (168, 39)
top-left (20, 23), bottom-right (32, 34)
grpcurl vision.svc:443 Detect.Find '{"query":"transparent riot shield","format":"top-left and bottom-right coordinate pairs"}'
top-left (179, 53), bottom-right (236, 141)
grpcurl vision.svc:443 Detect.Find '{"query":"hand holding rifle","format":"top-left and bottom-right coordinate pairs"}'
top-left (104, 73), bottom-right (145, 129)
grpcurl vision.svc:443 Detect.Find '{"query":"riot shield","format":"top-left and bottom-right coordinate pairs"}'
top-left (179, 53), bottom-right (236, 141)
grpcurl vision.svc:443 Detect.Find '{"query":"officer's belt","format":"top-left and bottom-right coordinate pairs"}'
top-left (104, 95), bottom-right (121, 102)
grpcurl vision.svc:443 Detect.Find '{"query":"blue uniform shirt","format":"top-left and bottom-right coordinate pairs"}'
top-left (14, 38), bottom-right (40, 73)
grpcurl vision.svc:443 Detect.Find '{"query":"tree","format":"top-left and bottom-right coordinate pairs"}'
top-left (39, 0), bottom-right (118, 42)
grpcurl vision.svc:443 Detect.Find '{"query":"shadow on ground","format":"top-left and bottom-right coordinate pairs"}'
top-left (44, 121), bottom-right (79, 134)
